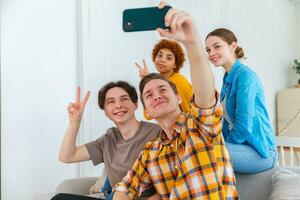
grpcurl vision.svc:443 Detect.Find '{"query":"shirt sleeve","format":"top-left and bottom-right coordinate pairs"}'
top-left (189, 91), bottom-right (223, 141)
top-left (113, 149), bottom-right (152, 199)
top-left (226, 72), bottom-right (258, 143)
top-left (85, 134), bottom-right (105, 165)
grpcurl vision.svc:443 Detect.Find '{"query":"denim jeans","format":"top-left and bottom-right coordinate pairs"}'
top-left (101, 177), bottom-right (113, 200)
top-left (226, 143), bottom-right (277, 174)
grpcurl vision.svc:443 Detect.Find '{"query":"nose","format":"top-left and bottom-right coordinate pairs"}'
top-left (157, 56), bottom-right (166, 63)
top-left (154, 95), bottom-right (162, 101)
top-left (115, 100), bottom-right (122, 109)
top-left (208, 49), bottom-right (214, 57)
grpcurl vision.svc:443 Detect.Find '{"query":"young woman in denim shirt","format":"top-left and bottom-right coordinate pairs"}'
top-left (205, 28), bottom-right (277, 173)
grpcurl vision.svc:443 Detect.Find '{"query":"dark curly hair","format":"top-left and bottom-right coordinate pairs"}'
top-left (152, 39), bottom-right (185, 73)
top-left (98, 81), bottom-right (138, 109)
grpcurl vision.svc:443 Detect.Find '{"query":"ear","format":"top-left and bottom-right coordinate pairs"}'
top-left (176, 94), bottom-right (182, 105)
top-left (231, 41), bottom-right (237, 52)
top-left (134, 102), bottom-right (138, 110)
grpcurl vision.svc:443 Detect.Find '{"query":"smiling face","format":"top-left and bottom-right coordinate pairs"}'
top-left (103, 87), bottom-right (137, 125)
top-left (142, 79), bottom-right (181, 119)
top-left (154, 48), bottom-right (176, 76)
top-left (205, 36), bottom-right (237, 69)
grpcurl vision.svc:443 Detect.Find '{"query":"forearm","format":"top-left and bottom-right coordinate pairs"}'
top-left (59, 122), bottom-right (81, 162)
top-left (184, 41), bottom-right (215, 108)
top-left (113, 191), bottom-right (130, 200)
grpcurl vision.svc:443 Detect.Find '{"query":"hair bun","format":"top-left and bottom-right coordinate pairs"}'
top-left (235, 46), bottom-right (244, 59)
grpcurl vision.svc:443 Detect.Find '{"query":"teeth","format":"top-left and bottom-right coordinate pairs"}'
top-left (114, 111), bottom-right (126, 115)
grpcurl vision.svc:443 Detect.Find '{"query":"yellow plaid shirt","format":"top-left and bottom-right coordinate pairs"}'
top-left (114, 99), bottom-right (238, 199)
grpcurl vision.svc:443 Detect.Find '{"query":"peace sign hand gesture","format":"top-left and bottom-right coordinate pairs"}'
top-left (67, 87), bottom-right (90, 124)
top-left (135, 59), bottom-right (150, 78)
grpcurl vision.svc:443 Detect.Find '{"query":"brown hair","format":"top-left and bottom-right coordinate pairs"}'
top-left (205, 28), bottom-right (245, 59)
top-left (98, 81), bottom-right (138, 109)
top-left (139, 73), bottom-right (178, 107)
top-left (152, 39), bottom-right (185, 73)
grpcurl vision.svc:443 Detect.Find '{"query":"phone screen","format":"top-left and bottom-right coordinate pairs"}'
top-left (123, 6), bottom-right (171, 32)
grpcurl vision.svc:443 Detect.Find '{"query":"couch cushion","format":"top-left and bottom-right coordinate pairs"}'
top-left (235, 167), bottom-right (277, 200)
top-left (268, 167), bottom-right (300, 200)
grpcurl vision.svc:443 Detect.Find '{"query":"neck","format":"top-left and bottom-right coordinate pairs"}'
top-left (116, 118), bottom-right (140, 141)
top-left (161, 70), bottom-right (174, 79)
top-left (155, 109), bottom-right (180, 141)
top-left (223, 58), bottom-right (237, 73)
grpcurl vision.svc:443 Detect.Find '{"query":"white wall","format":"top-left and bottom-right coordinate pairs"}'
top-left (296, 3), bottom-right (300, 58)
top-left (79, 0), bottom-right (298, 177)
top-left (1, 0), bottom-right (79, 199)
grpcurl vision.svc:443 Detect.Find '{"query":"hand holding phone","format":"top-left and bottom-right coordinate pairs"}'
top-left (122, 6), bottom-right (171, 32)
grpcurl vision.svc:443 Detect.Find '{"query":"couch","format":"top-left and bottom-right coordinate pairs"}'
top-left (36, 166), bottom-right (300, 200)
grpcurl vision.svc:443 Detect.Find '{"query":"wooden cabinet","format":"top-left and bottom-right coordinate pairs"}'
top-left (276, 88), bottom-right (300, 136)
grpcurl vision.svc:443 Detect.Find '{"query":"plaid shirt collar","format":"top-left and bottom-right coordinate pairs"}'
top-left (159, 112), bottom-right (187, 145)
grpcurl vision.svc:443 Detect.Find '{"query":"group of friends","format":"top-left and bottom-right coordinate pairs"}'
top-left (52, 3), bottom-right (277, 200)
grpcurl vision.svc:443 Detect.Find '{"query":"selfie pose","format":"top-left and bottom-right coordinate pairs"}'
top-left (51, 82), bottom-right (161, 200)
top-left (205, 28), bottom-right (277, 173)
top-left (113, 3), bottom-right (238, 199)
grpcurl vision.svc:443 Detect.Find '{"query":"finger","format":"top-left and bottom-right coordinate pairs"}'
top-left (169, 12), bottom-right (182, 33)
top-left (142, 60), bottom-right (148, 69)
top-left (82, 91), bottom-right (90, 106)
top-left (157, 28), bottom-right (172, 38)
top-left (175, 14), bottom-right (186, 32)
top-left (158, 1), bottom-right (166, 9)
top-left (76, 86), bottom-right (80, 103)
top-left (67, 103), bottom-right (73, 112)
top-left (135, 62), bottom-right (142, 70)
top-left (164, 8), bottom-right (175, 27)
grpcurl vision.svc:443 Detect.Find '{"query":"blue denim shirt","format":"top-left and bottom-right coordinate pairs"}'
top-left (221, 59), bottom-right (276, 158)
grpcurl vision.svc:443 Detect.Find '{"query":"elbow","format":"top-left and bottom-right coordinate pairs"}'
top-left (58, 153), bottom-right (72, 163)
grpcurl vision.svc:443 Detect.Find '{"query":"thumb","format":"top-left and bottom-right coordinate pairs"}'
top-left (157, 28), bottom-right (172, 38)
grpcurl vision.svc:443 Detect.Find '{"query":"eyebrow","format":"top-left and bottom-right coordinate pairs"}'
top-left (158, 50), bottom-right (174, 58)
top-left (105, 94), bottom-right (129, 102)
top-left (143, 84), bottom-right (168, 96)
top-left (206, 42), bottom-right (220, 50)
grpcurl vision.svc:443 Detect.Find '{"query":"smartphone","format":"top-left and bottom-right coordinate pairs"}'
top-left (122, 6), bottom-right (172, 32)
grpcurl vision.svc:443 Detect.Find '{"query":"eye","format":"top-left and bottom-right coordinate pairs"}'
top-left (167, 56), bottom-right (173, 61)
top-left (145, 93), bottom-right (152, 99)
top-left (106, 100), bottom-right (114, 105)
top-left (206, 49), bottom-right (210, 53)
top-left (215, 45), bottom-right (220, 49)
top-left (121, 97), bottom-right (129, 102)
top-left (160, 88), bottom-right (167, 93)
top-left (157, 53), bottom-right (163, 58)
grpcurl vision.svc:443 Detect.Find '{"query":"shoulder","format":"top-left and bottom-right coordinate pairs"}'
top-left (169, 73), bottom-right (192, 89)
top-left (141, 121), bottom-right (161, 131)
top-left (143, 137), bottom-right (161, 151)
top-left (95, 127), bottom-right (117, 143)
top-left (235, 64), bottom-right (259, 85)
top-left (169, 73), bottom-right (189, 82)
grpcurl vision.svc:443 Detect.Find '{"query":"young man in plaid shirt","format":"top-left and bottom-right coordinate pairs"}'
top-left (113, 2), bottom-right (238, 199)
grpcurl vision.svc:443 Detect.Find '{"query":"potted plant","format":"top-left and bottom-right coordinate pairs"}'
top-left (291, 59), bottom-right (300, 86)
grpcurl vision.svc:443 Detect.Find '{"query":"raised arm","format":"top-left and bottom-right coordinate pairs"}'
top-left (59, 87), bottom-right (91, 163)
top-left (157, 2), bottom-right (215, 108)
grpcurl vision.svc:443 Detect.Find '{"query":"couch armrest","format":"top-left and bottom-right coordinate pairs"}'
top-left (55, 177), bottom-right (98, 195)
